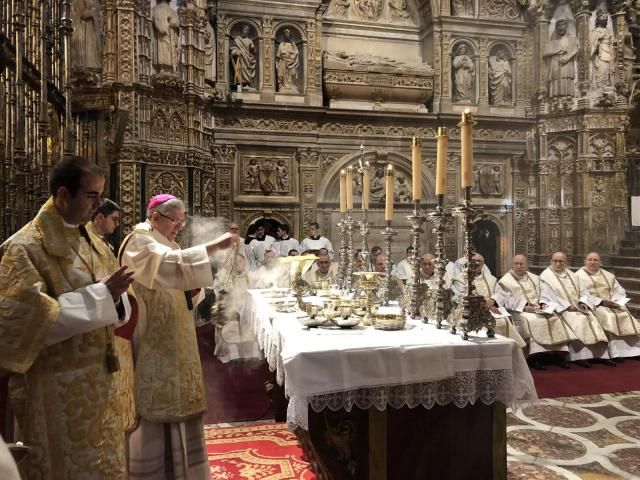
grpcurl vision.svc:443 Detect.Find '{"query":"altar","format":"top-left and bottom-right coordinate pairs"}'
top-left (245, 289), bottom-right (538, 480)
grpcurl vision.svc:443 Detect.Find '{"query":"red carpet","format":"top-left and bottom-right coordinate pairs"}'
top-left (206, 423), bottom-right (316, 480)
top-left (197, 324), bottom-right (273, 424)
top-left (531, 359), bottom-right (640, 398)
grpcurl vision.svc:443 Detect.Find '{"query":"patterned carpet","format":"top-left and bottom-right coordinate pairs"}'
top-left (207, 392), bottom-right (640, 479)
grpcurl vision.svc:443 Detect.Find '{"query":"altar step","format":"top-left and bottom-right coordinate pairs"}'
top-left (607, 230), bottom-right (640, 318)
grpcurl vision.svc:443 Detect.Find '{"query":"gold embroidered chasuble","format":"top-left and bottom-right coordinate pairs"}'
top-left (576, 267), bottom-right (640, 337)
top-left (85, 221), bottom-right (137, 433)
top-left (0, 198), bottom-right (127, 479)
top-left (539, 268), bottom-right (608, 345)
top-left (120, 222), bottom-right (213, 422)
top-left (498, 272), bottom-right (577, 346)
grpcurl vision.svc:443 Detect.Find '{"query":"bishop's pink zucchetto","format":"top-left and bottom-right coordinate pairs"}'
top-left (147, 194), bottom-right (176, 210)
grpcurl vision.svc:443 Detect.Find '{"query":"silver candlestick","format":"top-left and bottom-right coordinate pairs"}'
top-left (406, 200), bottom-right (427, 319)
top-left (336, 215), bottom-right (347, 289)
top-left (358, 203), bottom-right (371, 272)
top-left (344, 211), bottom-right (354, 291)
top-left (356, 149), bottom-right (372, 271)
top-left (451, 186), bottom-right (495, 339)
top-left (379, 220), bottom-right (397, 305)
top-left (426, 194), bottom-right (454, 329)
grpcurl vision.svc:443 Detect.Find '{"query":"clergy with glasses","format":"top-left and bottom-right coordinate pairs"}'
top-left (540, 251), bottom-right (614, 367)
top-left (576, 251), bottom-right (640, 360)
top-left (495, 255), bottom-right (577, 370)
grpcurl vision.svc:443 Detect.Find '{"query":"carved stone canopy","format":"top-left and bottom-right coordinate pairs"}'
top-left (323, 51), bottom-right (434, 112)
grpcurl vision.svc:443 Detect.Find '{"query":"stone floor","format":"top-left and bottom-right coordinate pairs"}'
top-left (507, 391), bottom-right (640, 479)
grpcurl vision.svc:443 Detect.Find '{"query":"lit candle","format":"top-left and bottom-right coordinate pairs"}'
top-left (436, 127), bottom-right (448, 196)
top-left (385, 164), bottom-right (394, 221)
top-left (339, 170), bottom-right (347, 213)
top-left (412, 137), bottom-right (422, 201)
top-left (346, 167), bottom-right (353, 210)
top-left (460, 111), bottom-right (473, 188)
top-left (362, 162), bottom-right (370, 209)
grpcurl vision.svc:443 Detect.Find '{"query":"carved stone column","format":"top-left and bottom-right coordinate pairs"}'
top-left (533, 9), bottom-right (550, 114)
top-left (117, 160), bottom-right (141, 237)
top-left (478, 37), bottom-right (489, 111)
top-left (297, 148), bottom-right (319, 235)
top-left (102, 0), bottom-right (118, 83)
top-left (261, 16), bottom-right (275, 100)
top-left (432, 30), bottom-right (442, 113)
top-left (573, 1), bottom-right (591, 100)
top-left (135, 1), bottom-right (151, 86)
top-left (440, 0), bottom-right (451, 16)
top-left (306, 18), bottom-right (323, 106)
top-left (439, 32), bottom-right (452, 111)
top-left (179, 5), bottom-right (206, 96)
top-left (213, 144), bottom-right (236, 221)
top-left (215, 15), bottom-right (229, 94)
top-left (116, 1), bottom-right (135, 85)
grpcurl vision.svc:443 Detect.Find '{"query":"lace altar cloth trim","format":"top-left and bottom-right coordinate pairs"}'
top-left (287, 368), bottom-right (528, 430)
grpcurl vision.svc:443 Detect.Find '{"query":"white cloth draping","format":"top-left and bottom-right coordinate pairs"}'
top-left (244, 289), bottom-right (537, 430)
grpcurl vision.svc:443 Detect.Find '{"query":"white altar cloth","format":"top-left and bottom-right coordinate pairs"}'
top-left (245, 289), bottom-right (538, 430)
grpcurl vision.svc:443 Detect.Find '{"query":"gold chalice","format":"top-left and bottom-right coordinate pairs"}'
top-left (352, 272), bottom-right (386, 326)
top-left (278, 254), bottom-right (317, 310)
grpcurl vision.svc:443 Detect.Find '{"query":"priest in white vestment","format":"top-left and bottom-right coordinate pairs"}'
top-left (576, 252), bottom-right (640, 360)
top-left (494, 255), bottom-right (577, 369)
top-left (302, 251), bottom-right (335, 285)
top-left (452, 253), bottom-right (526, 348)
top-left (248, 223), bottom-right (275, 269)
top-left (394, 246), bottom-right (415, 282)
top-left (254, 249), bottom-right (290, 288)
top-left (273, 223), bottom-right (300, 257)
top-left (120, 194), bottom-right (240, 480)
top-left (539, 251), bottom-right (614, 367)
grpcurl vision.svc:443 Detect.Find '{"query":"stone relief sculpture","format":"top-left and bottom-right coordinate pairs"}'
top-left (204, 15), bottom-right (216, 85)
top-left (245, 158), bottom-right (290, 194)
top-left (329, 0), bottom-right (351, 16)
top-left (452, 0), bottom-right (475, 17)
top-left (472, 165), bottom-right (502, 195)
top-left (389, 0), bottom-right (411, 19)
top-left (276, 28), bottom-right (300, 94)
top-left (152, 0), bottom-right (180, 75)
top-left (71, 0), bottom-right (102, 73)
top-left (394, 174), bottom-right (411, 202)
top-left (230, 24), bottom-right (257, 91)
top-left (354, 0), bottom-right (384, 21)
top-left (544, 18), bottom-right (578, 98)
top-left (489, 49), bottom-right (512, 106)
top-left (370, 165), bottom-right (385, 202)
top-left (590, 9), bottom-right (615, 90)
top-left (623, 24), bottom-right (636, 84)
top-left (452, 44), bottom-right (476, 103)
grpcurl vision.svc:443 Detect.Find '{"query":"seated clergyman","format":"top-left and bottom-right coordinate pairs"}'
top-left (374, 254), bottom-right (403, 300)
top-left (302, 252), bottom-right (335, 285)
top-left (539, 251), bottom-right (614, 367)
top-left (494, 255), bottom-right (577, 370)
top-left (452, 253), bottom-right (526, 348)
top-left (576, 252), bottom-right (640, 360)
top-left (254, 249), bottom-right (289, 288)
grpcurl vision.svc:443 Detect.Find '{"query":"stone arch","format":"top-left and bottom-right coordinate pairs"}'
top-left (168, 112), bottom-right (185, 144)
top-left (241, 212), bottom-right (290, 239)
top-left (228, 19), bottom-right (261, 91)
top-left (317, 150), bottom-right (436, 206)
top-left (273, 23), bottom-right (306, 95)
top-left (151, 110), bottom-right (168, 141)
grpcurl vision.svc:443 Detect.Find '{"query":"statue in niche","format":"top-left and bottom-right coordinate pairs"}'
top-left (452, 44), bottom-right (475, 103)
top-left (71, 0), bottom-right (102, 72)
top-left (452, 0), bottom-right (474, 17)
top-left (590, 9), bottom-right (615, 89)
top-left (544, 18), bottom-right (578, 97)
top-left (370, 165), bottom-right (385, 202)
top-left (489, 49), bottom-right (512, 106)
top-left (394, 174), bottom-right (411, 203)
top-left (275, 160), bottom-right (289, 192)
top-left (230, 24), bottom-right (257, 90)
top-left (389, 0), bottom-right (411, 19)
top-left (152, 0), bottom-right (180, 74)
top-left (475, 166), bottom-right (501, 195)
top-left (204, 14), bottom-right (216, 85)
top-left (276, 29), bottom-right (300, 94)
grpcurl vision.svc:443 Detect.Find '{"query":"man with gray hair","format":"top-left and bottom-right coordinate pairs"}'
top-left (119, 193), bottom-right (239, 480)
